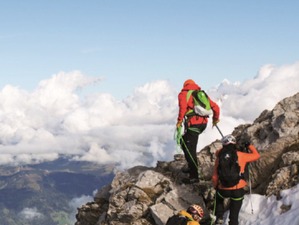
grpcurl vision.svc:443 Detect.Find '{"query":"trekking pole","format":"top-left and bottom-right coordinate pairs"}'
top-left (244, 144), bottom-right (254, 214)
top-left (215, 124), bottom-right (224, 138)
top-left (248, 166), bottom-right (254, 214)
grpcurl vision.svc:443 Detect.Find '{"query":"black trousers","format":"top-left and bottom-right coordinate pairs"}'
top-left (215, 188), bottom-right (245, 225)
top-left (181, 124), bottom-right (206, 179)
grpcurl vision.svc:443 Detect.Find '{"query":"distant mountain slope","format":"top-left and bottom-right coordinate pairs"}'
top-left (0, 157), bottom-right (115, 225)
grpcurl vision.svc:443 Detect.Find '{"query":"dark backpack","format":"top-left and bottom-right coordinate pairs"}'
top-left (186, 90), bottom-right (213, 117)
top-left (166, 214), bottom-right (188, 225)
top-left (217, 146), bottom-right (242, 187)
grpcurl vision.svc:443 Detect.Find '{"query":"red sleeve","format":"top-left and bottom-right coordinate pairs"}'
top-left (177, 91), bottom-right (188, 122)
top-left (209, 98), bottom-right (220, 120)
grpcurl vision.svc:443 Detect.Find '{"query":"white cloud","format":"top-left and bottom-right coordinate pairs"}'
top-left (0, 62), bottom-right (298, 168)
top-left (211, 62), bottom-right (299, 122)
top-left (19, 207), bottom-right (43, 220)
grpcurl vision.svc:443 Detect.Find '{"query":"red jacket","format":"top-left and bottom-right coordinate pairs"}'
top-left (212, 144), bottom-right (260, 190)
top-left (177, 82), bottom-right (220, 126)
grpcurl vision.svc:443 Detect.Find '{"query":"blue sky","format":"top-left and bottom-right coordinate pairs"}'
top-left (0, 0), bottom-right (298, 168)
top-left (1, 1), bottom-right (299, 98)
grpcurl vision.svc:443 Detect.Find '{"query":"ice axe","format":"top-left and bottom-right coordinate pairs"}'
top-left (215, 124), bottom-right (224, 138)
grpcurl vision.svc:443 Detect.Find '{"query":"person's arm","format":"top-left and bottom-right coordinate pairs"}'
top-left (209, 98), bottom-right (220, 125)
top-left (245, 144), bottom-right (260, 162)
top-left (177, 92), bottom-right (188, 123)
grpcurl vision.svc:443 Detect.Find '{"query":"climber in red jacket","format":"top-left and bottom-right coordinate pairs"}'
top-left (177, 79), bottom-right (220, 183)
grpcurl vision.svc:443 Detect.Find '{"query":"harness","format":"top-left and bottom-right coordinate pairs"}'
top-left (217, 191), bottom-right (244, 201)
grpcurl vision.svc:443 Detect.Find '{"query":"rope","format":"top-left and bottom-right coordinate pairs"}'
top-left (174, 126), bottom-right (203, 179)
top-left (181, 137), bottom-right (199, 171)
top-left (210, 192), bottom-right (217, 225)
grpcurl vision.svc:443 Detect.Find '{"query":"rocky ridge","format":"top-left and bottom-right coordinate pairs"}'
top-left (75, 92), bottom-right (299, 225)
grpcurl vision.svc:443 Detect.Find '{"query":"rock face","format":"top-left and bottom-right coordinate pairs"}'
top-left (75, 92), bottom-right (299, 225)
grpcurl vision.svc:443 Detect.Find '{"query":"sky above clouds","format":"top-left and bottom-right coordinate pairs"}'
top-left (1, 1), bottom-right (299, 98)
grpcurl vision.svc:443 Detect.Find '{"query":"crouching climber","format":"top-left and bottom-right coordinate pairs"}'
top-left (166, 204), bottom-right (204, 225)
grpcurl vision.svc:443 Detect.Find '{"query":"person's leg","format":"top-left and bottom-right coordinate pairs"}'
top-left (228, 189), bottom-right (245, 225)
top-left (182, 130), bottom-right (199, 179)
top-left (182, 123), bottom-right (207, 180)
top-left (215, 190), bottom-right (226, 224)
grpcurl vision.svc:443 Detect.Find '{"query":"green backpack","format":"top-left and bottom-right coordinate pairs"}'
top-left (186, 90), bottom-right (213, 117)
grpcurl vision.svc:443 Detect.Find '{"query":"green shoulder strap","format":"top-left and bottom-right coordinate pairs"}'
top-left (186, 90), bottom-right (195, 116)
top-left (186, 90), bottom-right (193, 102)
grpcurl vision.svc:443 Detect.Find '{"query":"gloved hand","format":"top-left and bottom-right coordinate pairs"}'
top-left (244, 141), bottom-right (250, 148)
top-left (212, 118), bottom-right (219, 127)
top-left (176, 120), bottom-right (183, 128)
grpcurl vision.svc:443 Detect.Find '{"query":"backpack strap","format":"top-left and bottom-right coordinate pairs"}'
top-left (185, 90), bottom-right (195, 117)
top-left (186, 90), bottom-right (193, 102)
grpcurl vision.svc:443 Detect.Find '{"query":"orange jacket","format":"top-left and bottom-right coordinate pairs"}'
top-left (212, 144), bottom-right (260, 190)
top-left (177, 83), bottom-right (220, 126)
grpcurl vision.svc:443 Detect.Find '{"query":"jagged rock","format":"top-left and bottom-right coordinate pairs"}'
top-left (266, 166), bottom-right (292, 196)
top-left (282, 148), bottom-right (299, 166)
top-left (197, 141), bottom-right (222, 180)
top-left (150, 203), bottom-right (173, 225)
top-left (75, 202), bottom-right (102, 225)
top-left (76, 92), bottom-right (299, 225)
top-left (94, 184), bottom-right (111, 204)
top-left (230, 92), bottom-right (299, 195)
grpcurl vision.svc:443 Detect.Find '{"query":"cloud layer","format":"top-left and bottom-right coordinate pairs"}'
top-left (0, 62), bottom-right (298, 168)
